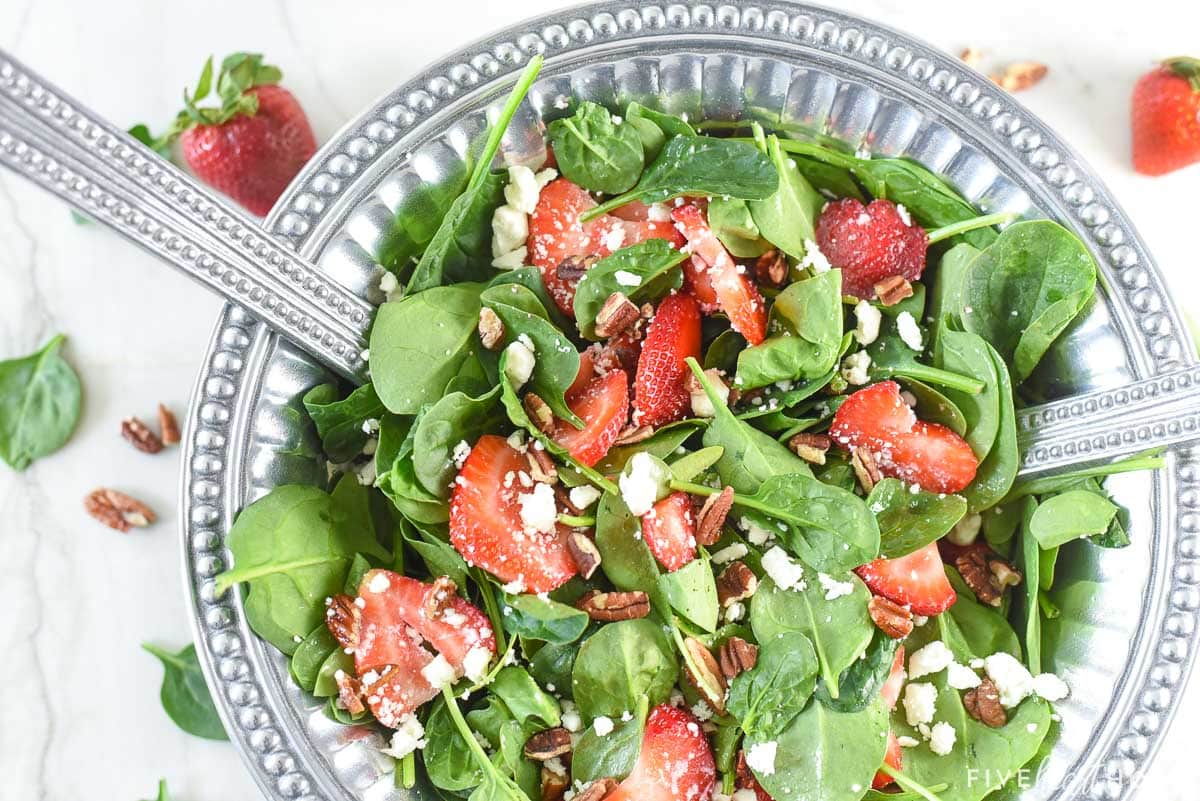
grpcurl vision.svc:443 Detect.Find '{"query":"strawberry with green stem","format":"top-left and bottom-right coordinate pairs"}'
top-left (1132, 57), bottom-right (1200, 176)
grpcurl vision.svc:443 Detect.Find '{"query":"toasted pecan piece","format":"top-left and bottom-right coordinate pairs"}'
top-left (84, 488), bottom-right (156, 532)
top-left (718, 636), bottom-right (759, 679)
top-left (964, 677), bottom-right (1007, 727)
top-left (122, 416), bottom-right (164, 454)
top-left (577, 590), bottom-right (650, 621)
top-left (868, 595), bottom-right (914, 639)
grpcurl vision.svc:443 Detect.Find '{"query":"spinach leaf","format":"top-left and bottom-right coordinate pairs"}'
top-left (658, 557), bottom-right (719, 632)
top-left (934, 327), bottom-right (1002, 462)
top-left (962, 220), bottom-right (1097, 382)
top-left (302, 383), bottom-right (385, 463)
top-left (750, 574), bottom-right (875, 699)
top-left (727, 631), bottom-right (818, 738)
top-left (289, 624), bottom-right (338, 692)
top-left (1003, 452), bottom-right (1163, 503)
top-left (940, 570), bottom-right (1022, 662)
top-left (407, 56), bottom-right (542, 291)
top-left (412, 386), bottom-right (502, 498)
top-left (573, 240), bottom-right (687, 339)
top-left (370, 284), bottom-right (483, 414)
top-left (487, 266), bottom-right (573, 333)
top-left (747, 135), bottom-right (824, 260)
top-left (928, 243), bottom-right (979, 332)
top-left (500, 593), bottom-right (590, 644)
top-left (0, 334), bottom-right (82, 470)
top-left (491, 666), bottom-right (561, 728)
top-left (626, 102), bottom-right (696, 156)
top-left (548, 101), bottom-right (645, 194)
top-left (424, 697), bottom-right (485, 792)
top-left (668, 445), bottom-right (725, 482)
top-left (585, 136), bottom-right (777, 219)
top-left (1017, 498), bottom-right (1042, 674)
top-left (594, 493), bottom-right (669, 613)
top-left (898, 378), bottom-right (967, 437)
top-left (571, 618), bottom-right (678, 720)
top-left (813, 630), bottom-right (900, 713)
top-left (571, 698), bottom-right (647, 783)
top-left (1027, 490), bottom-right (1118, 548)
top-left (595, 420), bottom-right (702, 476)
top-left (708, 197), bottom-right (770, 258)
top-left (869, 478), bottom-right (967, 559)
top-left (736, 270), bottom-right (843, 390)
top-left (140, 779), bottom-right (173, 801)
top-left (529, 636), bottom-right (587, 695)
top-left (961, 341), bottom-right (1019, 513)
top-left (141, 643), bottom-right (228, 741)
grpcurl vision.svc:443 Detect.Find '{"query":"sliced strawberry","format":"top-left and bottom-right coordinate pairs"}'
top-left (735, 751), bottom-right (774, 801)
top-left (449, 435), bottom-right (578, 593)
top-left (671, 204), bottom-right (767, 344)
top-left (529, 179), bottom-right (625, 316)
top-left (567, 348), bottom-right (597, 398)
top-left (610, 200), bottom-right (654, 221)
top-left (594, 326), bottom-right (645, 378)
top-left (830, 381), bottom-right (979, 494)
top-left (856, 542), bottom-right (957, 616)
top-left (815, 198), bottom-right (928, 299)
top-left (642, 492), bottom-right (697, 572)
top-left (604, 705), bottom-right (715, 801)
top-left (552, 369), bottom-right (629, 466)
top-left (683, 255), bottom-right (719, 309)
top-left (633, 292), bottom-right (702, 427)
top-left (872, 731), bottom-right (904, 789)
top-left (880, 645), bottom-right (906, 711)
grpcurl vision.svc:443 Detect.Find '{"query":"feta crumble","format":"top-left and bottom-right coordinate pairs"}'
top-left (711, 542), bottom-right (749, 565)
top-left (896, 735), bottom-right (921, 748)
top-left (568, 485), bottom-right (603, 510)
top-left (801, 239), bottom-right (832, 273)
top-left (452, 440), bottom-right (472, 469)
top-left (690, 370), bottom-right (730, 418)
top-left (462, 646), bottom-right (492, 683)
top-left (896, 311), bottom-right (924, 351)
top-left (908, 641), bottom-right (955, 680)
top-left (561, 702), bottom-right (583, 733)
top-left (1032, 672), bottom-right (1070, 702)
top-left (853, 301), bottom-right (881, 346)
top-left (504, 340), bottom-right (536, 388)
top-left (492, 247), bottom-right (527, 270)
top-left (903, 682), bottom-right (938, 727)
top-left (593, 716), bottom-right (615, 736)
top-left (841, 350), bottom-right (872, 385)
top-left (379, 270), bottom-right (400, 300)
top-left (947, 513), bottom-right (982, 546)
top-left (380, 714), bottom-right (427, 758)
top-left (614, 269), bottom-right (641, 287)
top-left (619, 452), bottom-right (668, 516)
top-left (745, 740), bottom-right (778, 776)
top-left (946, 662), bottom-right (983, 690)
top-left (421, 654), bottom-right (457, 688)
top-left (739, 516), bottom-right (776, 546)
top-left (896, 203), bottom-right (913, 227)
top-left (492, 205), bottom-right (528, 257)
top-left (762, 546), bottom-right (806, 591)
top-left (518, 482), bottom-right (559, 534)
top-left (504, 165), bottom-right (543, 215)
top-left (817, 572), bottom-right (855, 601)
top-left (983, 652), bottom-right (1035, 707)
top-left (928, 721), bottom-right (957, 756)
top-left (367, 572), bottom-right (391, 594)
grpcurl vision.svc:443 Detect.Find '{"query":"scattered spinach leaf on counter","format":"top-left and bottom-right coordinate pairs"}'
top-left (548, 101), bottom-right (645, 194)
top-left (0, 334), bottom-right (82, 471)
top-left (141, 642), bottom-right (228, 741)
top-left (573, 239), bottom-right (687, 338)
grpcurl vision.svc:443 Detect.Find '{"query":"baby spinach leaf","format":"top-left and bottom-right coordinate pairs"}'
top-left (302, 383), bottom-right (385, 463)
top-left (141, 643), bottom-right (228, 741)
top-left (1003, 452), bottom-right (1164, 503)
top-left (928, 243), bottom-right (980, 332)
top-left (962, 342), bottom-right (1019, 513)
top-left (140, 779), bottom-right (173, 801)
top-left (487, 266), bottom-right (572, 332)
top-left (935, 326), bottom-right (1002, 462)
top-left (424, 697), bottom-right (485, 792)
top-left (747, 135), bottom-right (824, 260)
top-left (1027, 490), bottom-right (1118, 548)
top-left (289, 624), bottom-right (338, 693)
top-left (736, 270), bottom-right (842, 389)
top-left (370, 284), bottom-right (483, 414)
top-left (1017, 498), bottom-right (1042, 674)
top-left (548, 101), bottom-right (645, 194)
top-left (571, 699), bottom-right (647, 783)
top-left (412, 386), bottom-right (502, 498)
top-left (500, 593), bottom-right (590, 644)
top-left (529, 635), bottom-right (587, 696)
top-left (490, 666), bottom-right (561, 728)
top-left (658, 557), bottom-right (719, 632)
top-left (728, 631), bottom-right (818, 738)
top-left (571, 618), bottom-right (678, 720)
top-left (0, 334), bottom-right (82, 471)
top-left (626, 102), bottom-right (696, 143)
top-left (750, 574), bottom-right (875, 699)
top-left (668, 445), bottom-right (725, 482)
top-left (869, 478), bottom-right (967, 559)
top-left (595, 420), bottom-right (703, 476)
top-left (940, 570), bottom-right (1022, 662)
top-left (897, 378), bottom-right (967, 437)
top-left (813, 630), bottom-right (900, 713)
top-left (704, 329), bottom-right (747, 373)
top-left (594, 493), bottom-right (670, 614)
top-left (573, 240), bottom-right (687, 338)
top-left (962, 220), bottom-right (1097, 382)
top-left (708, 197), bottom-right (770, 258)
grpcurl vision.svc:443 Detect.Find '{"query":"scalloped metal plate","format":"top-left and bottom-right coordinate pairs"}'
top-left (181, 4), bottom-right (1200, 801)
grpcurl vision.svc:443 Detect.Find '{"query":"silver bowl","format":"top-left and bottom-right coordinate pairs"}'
top-left (182, 3), bottom-right (1200, 800)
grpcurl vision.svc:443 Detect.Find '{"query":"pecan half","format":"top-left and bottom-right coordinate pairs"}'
top-left (527, 447), bottom-right (558, 485)
top-left (755, 249), bottom-right (788, 287)
top-left (964, 677), bottom-right (1007, 727)
top-left (577, 590), bottom-right (651, 621)
top-left (524, 727), bottom-right (573, 761)
top-left (594, 292), bottom-right (641, 338)
top-left (478, 307), bottom-right (505, 350)
top-left (718, 636), bottom-right (759, 679)
top-left (523, 393), bottom-right (556, 434)
top-left (683, 636), bottom-right (727, 712)
top-left (716, 561), bottom-right (759, 607)
top-left (613, 425), bottom-right (655, 446)
top-left (334, 670), bottom-right (366, 716)
top-left (850, 447), bottom-right (882, 492)
top-left (992, 61), bottom-right (1048, 93)
top-left (325, 594), bottom-right (361, 651)
top-left (541, 764), bottom-right (570, 801)
top-left (572, 779), bottom-right (617, 801)
top-left (788, 432), bottom-right (831, 465)
top-left (695, 486), bottom-right (735, 546)
top-left (868, 595), bottom-right (914, 639)
top-left (158, 404), bottom-right (181, 445)
top-left (422, 576), bottom-right (458, 620)
top-left (555, 254), bottom-right (599, 282)
top-left (84, 488), bottom-right (156, 532)
top-left (121, 416), bottom-right (163, 454)
top-left (955, 545), bottom-right (1022, 608)
top-left (959, 47), bottom-right (984, 68)
top-left (566, 531), bottom-right (602, 580)
top-left (874, 275), bottom-right (914, 307)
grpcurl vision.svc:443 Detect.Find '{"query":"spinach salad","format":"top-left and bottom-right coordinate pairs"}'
top-left (216, 56), bottom-right (1157, 801)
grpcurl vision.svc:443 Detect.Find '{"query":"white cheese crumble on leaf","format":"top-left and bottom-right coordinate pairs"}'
top-left (896, 311), bottom-right (924, 351)
top-left (379, 714), bottom-right (427, 758)
top-left (745, 740), bottom-right (778, 776)
top-left (619, 451), bottom-right (668, 516)
top-left (762, 546), bottom-right (806, 591)
top-left (503, 340), bottom-right (536, 389)
top-left (903, 682), bottom-right (938, 727)
top-left (908, 641), bottom-right (955, 680)
top-left (853, 300), bottom-right (881, 346)
top-left (928, 721), bottom-right (957, 756)
top-left (841, 350), bottom-right (872, 385)
top-left (568, 485), bottom-right (603, 510)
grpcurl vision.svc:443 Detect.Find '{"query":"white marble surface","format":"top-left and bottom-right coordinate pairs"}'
top-left (0, 0), bottom-right (1198, 799)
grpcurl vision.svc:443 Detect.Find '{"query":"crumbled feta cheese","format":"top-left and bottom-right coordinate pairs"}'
top-left (568, 485), bottom-right (603, 510)
top-left (984, 652), bottom-right (1035, 708)
top-left (355, 459), bottom-right (378, 486)
top-left (690, 370), bottom-right (729, 418)
top-left (561, 702), bottom-right (583, 733)
top-left (841, 350), bottom-right (872, 385)
top-left (896, 735), bottom-right (921, 748)
top-left (379, 714), bottom-right (427, 758)
top-left (908, 641), bottom-right (955, 680)
top-left (903, 682), bottom-right (938, 727)
top-left (462, 646), bottom-right (492, 683)
top-left (947, 662), bottom-right (983, 690)
top-left (362, 418), bottom-right (381, 435)
top-left (1032, 672), bottom-right (1070, 702)
top-left (535, 167), bottom-right (558, 189)
top-left (745, 741), bottom-right (778, 776)
top-left (801, 239), bottom-right (832, 273)
top-left (947, 513), bottom-right (982, 546)
top-left (928, 721), bottom-right (956, 756)
top-left (691, 699), bottom-right (714, 722)
top-left (518, 482), bottom-right (559, 534)
top-left (711, 543), bottom-right (749, 565)
top-left (501, 577), bottom-right (526, 594)
top-left (379, 270), bottom-right (400, 300)
top-left (602, 226), bottom-right (626, 253)
top-left (896, 203), bottom-right (913, 227)
top-left (593, 715), bottom-right (615, 736)
top-left (421, 654), bottom-right (457, 688)
top-left (647, 202), bottom-right (672, 222)
top-left (619, 452), bottom-right (668, 516)
top-left (492, 205), bottom-right (529, 257)
top-left (614, 269), bottom-right (641, 287)
top-left (367, 572), bottom-right (391, 593)
top-left (452, 440), bottom-right (472, 469)
top-left (504, 340), bottom-right (536, 388)
top-left (896, 311), bottom-right (924, 352)
top-left (817, 572), bottom-right (855, 601)
top-left (762, 546), bottom-right (805, 591)
top-left (853, 301), bottom-right (881, 346)
top-left (504, 165), bottom-right (543, 214)
top-left (724, 601), bottom-right (746, 622)
top-left (913, 615), bottom-right (929, 627)
top-left (492, 246), bottom-right (527, 270)
top-left (739, 516), bottom-right (776, 546)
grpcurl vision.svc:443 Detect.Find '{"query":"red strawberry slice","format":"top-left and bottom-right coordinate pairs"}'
top-left (552, 368), bottom-right (630, 466)
top-left (642, 492), bottom-right (697, 572)
top-left (880, 645), bottom-right (906, 711)
top-left (567, 348), bottom-right (597, 398)
top-left (830, 381), bottom-right (979, 494)
top-left (856, 542), bottom-right (957, 615)
top-left (633, 292), bottom-right (702, 427)
top-left (671, 204), bottom-right (767, 344)
top-left (529, 179), bottom-right (625, 316)
top-left (449, 435), bottom-right (578, 593)
top-left (604, 705), bottom-right (716, 801)
top-left (873, 731), bottom-right (905, 790)
top-left (815, 198), bottom-right (928, 300)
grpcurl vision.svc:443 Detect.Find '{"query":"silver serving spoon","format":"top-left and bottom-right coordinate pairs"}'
top-left (1, 48), bottom-right (1197, 478)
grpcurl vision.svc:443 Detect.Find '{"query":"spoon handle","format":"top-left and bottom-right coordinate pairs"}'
top-left (0, 49), bottom-right (371, 382)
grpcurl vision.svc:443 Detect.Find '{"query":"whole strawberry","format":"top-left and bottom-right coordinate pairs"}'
top-left (165, 54), bottom-right (316, 215)
top-left (1132, 57), bottom-right (1200, 176)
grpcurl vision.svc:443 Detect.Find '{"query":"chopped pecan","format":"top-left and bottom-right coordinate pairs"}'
top-left (683, 636), bottom-right (727, 712)
top-left (594, 292), bottom-right (641, 338)
top-left (541, 764), bottom-right (570, 801)
top-left (478, 307), bottom-right (505, 350)
top-left (555, 254), bottom-right (598, 282)
top-left (84, 488), bottom-right (156, 532)
top-left (325, 594), bottom-right (361, 651)
top-left (524, 726), bottom-right (573, 760)
top-left (754, 249), bottom-right (788, 287)
top-left (850, 447), bottom-right (882, 492)
top-left (716, 561), bottom-right (759, 607)
top-left (992, 61), bottom-right (1048, 92)
top-left (572, 779), bottom-right (617, 801)
top-left (874, 275), bottom-right (914, 307)
top-left (728, 385), bottom-right (763, 408)
top-left (121, 416), bottom-right (163, 454)
top-left (577, 590), bottom-right (651, 621)
top-left (718, 636), bottom-right (759, 679)
top-left (158, 403), bottom-right (181, 445)
top-left (964, 677), bottom-right (1007, 727)
top-left (422, 576), bottom-right (458, 619)
top-left (527, 447), bottom-right (558, 485)
top-left (613, 424), bottom-right (655, 446)
top-left (788, 432), bottom-right (831, 465)
top-left (955, 544), bottom-right (1022, 608)
top-left (868, 595), bottom-right (914, 639)
top-left (566, 531), bottom-right (602, 580)
top-left (959, 47), bottom-right (984, 68)
top-left (523, 393), bottom-right (556, 434)
top-left (334, 670), bottom-right (366, 716)
top-left (695, 486), bottom-right (735, 546)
